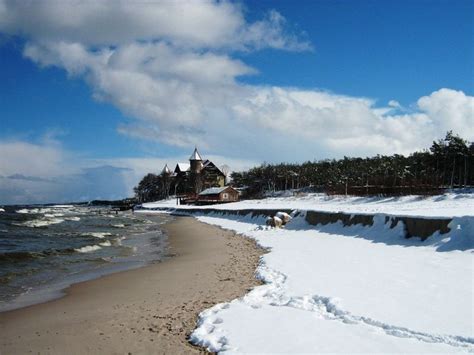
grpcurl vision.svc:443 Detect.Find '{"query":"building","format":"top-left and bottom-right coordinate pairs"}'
top-left (161, 147), bottom-right (227, 197)
top-left (197, 186), bottom-right (239, 204)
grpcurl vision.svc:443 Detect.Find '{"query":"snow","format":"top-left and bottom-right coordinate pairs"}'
top-left (186, 213), bottom-right (474, 353)
top-left (139, 192), bottom-right (474, 353)
top-left (199, 187), bottom-right (229, 195)
top-left (176, 163), bottom-right (190, 172)
top-left (161, 164), bottom-right (171, 174)
top-left (189, 147), bottom-right (203, 161)
top-left (143, 192), bottom-right (474, 218)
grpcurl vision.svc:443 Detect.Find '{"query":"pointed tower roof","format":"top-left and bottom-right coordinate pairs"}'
top-left (189, 147), bottom-right (203, 161)
top-left (161, 164), bottom-right (171, 175)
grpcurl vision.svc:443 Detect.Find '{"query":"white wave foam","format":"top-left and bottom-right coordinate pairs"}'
top-left (44, 213), bottom-right (64, 218)
top-left (112, 236), bottom-right (125, 246)
top-left (112, 224), bottom-right (125, 228)
top-left (99, 240), bottom-right (112, 247)
top-left (0, 208), bottom-right (4, 212)
top-left (65, 216), bottom-right (80, 221)
top-left (75, 245), bottom-right (102, 253)
top-left (82, 232), bottom-right (112, 239)
top-left (21, 218), bottom-right (65, 228)
top-left (16, 209), bottom-right (29, 214)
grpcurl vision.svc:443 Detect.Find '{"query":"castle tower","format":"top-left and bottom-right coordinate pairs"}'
top-left (189, 147), bottom-right (203, 173)
top-left (161, 164), bottom-right (171, 176)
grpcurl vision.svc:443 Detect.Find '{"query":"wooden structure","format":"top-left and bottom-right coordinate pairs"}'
top-left (197, 186), bottom-right (239, 204)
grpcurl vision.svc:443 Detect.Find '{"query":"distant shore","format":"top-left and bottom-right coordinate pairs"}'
top-left (0, 215), bottom-right (263, 354)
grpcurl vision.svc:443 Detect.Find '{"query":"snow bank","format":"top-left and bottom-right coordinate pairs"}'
top-left (140, 193), bottom-right (474, 352)
top-left (143, 191), bottom-right (474, 218)
top-left (185, 211), bottom-right (473, 353)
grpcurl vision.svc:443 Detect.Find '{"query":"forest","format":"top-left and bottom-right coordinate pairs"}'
top-left (134, 131), bottom-right (474, 202)
top-left (230, 131), bottom-right (474, 197)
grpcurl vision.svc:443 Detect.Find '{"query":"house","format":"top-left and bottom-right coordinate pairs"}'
top-left (160, 147), bottom-right (227, 197)
top-left (201, 159), bottom-right (226, 188)
top-left (197, 186), bottom-right (239, 204)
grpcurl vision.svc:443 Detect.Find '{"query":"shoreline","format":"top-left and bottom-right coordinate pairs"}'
top-left (0, 214), bottom-right (264, 354)
top-left (0, 212), bottom-right (171, 313)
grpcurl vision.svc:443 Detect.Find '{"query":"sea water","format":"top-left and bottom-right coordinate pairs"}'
top-left (0, 204), bottom-right (171, 311)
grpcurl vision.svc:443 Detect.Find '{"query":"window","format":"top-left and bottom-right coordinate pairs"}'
top-left (223, 193), bottom-right (228, 200)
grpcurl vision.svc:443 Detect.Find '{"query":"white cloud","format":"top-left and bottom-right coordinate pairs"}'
top-left (23, 37), bottom-right (473, 158)
top-left (0, 140), bottom-right (71, 177)
top-left (388, 100), bottom-right (401, 109)
top-left (417, 88), bottom-right (474, 138)
top-left (0, 0), bottom-right (311, 51)
top-left (0, 138), bottom-right (259, 204)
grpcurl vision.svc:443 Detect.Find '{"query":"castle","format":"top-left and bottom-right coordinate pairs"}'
top-left (160, 147), bottom-right (226, 195)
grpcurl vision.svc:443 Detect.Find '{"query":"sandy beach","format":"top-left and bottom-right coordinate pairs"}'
top-left (0, 215), bottom-right (263, 354)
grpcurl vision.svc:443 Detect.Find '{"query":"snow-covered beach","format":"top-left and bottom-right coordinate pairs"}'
top-left (143, 191), bottom-right (474, 218)
top-left (141, 192), bottom-right (474, 353)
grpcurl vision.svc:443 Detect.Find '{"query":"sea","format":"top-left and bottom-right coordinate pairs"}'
top-left (0, 204), bottom-right (171, 312)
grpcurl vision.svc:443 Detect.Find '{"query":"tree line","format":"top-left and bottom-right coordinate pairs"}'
top-left (230, 131), bottom-right (474, 197)
top-left (134, 170), bottom-right (209, 202)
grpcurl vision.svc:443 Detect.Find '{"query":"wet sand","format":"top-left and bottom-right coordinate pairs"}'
top-left (0, 215), bottom-right (263, 354)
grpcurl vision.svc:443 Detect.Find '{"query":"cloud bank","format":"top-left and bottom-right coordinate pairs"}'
top-left (0, 0), bottom-right (472, 204)
top-left (0, 138), bottom-right (258, 205)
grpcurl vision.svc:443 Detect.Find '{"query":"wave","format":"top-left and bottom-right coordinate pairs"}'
top-left (19, 218), bottom-right (65, 228)
top-left (99, 240), bottom-right (112, 247)
top-left (44, 213), bottom-right (64, 218)
top-left (0, 248), bottom-right (75, 262)
top-left (112, 236), bottom-right (126, 246)
top-left (81, 232), bottom-right (112, 239)
top-left (112, 223), bottom-right (126, 228)
top-left (15, 206), bottom-right (77, 215)
top-left (65, 216), bottom-right (81, 221)
top-left (0, 208), bottom-right (5, 212)
top-left (75, 245), bottom-right (102, 253)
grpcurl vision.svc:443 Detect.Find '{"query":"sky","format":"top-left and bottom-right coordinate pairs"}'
top-left (0, 0), bottom-right (473, 204)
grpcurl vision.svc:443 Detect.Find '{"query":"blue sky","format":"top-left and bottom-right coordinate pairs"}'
top-left (240, 0), bottom-right (473, 100)
top-left (0, 0), bottom-right (472, 204)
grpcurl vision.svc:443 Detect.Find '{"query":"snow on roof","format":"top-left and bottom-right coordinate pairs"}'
top-left (175, 163), bottom-right (190, 172)
top-left (189, 147), bottom-right (203, 161)
top-left (199, 187), bottom-right (229, 195)
top-left (161, 164), bottom-right (171, 175)
top-left (202, 160), bottom-right (225, 175)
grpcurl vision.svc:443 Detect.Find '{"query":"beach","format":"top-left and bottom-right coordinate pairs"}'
top-left (0, 215), bottom-right (263, 354)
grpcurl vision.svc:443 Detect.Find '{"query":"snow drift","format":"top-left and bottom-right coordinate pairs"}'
top-left (139, 193), bottom-right (474, 353)
top-left (185, 211), bottom-right (473, 353)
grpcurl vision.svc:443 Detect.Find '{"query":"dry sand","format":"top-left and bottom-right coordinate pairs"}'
top-left (0, 215), bottom-right (264, 354)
